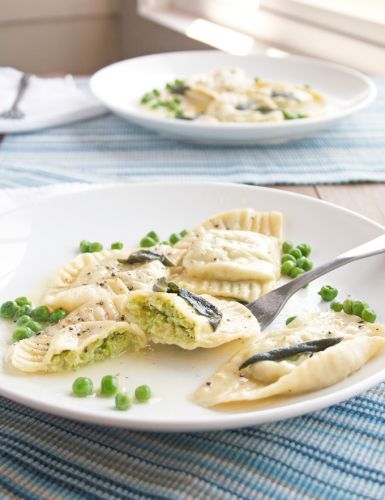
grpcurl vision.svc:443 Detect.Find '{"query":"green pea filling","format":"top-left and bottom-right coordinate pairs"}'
top-left (127, 296), bottom-right (196, 345)
top-left (50, 331), bottom-right (139, 371)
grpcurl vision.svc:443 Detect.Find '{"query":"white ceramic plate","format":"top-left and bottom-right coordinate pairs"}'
top-left (90, 51), bottom-right (376, 145)
top-left (1, 183), bottom-right (385, 431)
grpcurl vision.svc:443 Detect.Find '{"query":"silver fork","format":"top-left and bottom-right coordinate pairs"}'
top-left (247, 233), bottom-right (385, 330)
top-left (0, 73), bottom-right (31, 119)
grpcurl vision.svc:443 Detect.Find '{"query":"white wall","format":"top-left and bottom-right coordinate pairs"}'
top-left (0, 0), bottom-right (204, 74)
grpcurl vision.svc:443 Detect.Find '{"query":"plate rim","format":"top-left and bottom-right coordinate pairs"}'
top-left (1, 181), bottom-right (385, 432)
top-left (90, 50), bottom-right (377, 131)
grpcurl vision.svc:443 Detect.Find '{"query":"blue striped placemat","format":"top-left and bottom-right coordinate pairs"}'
top-left (0, 79), bottom-right (384, 187)
top-left (2, 386), bottom-right (385, 499)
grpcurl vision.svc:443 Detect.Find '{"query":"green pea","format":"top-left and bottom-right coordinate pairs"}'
top-left (296, 257), bottom-right (313, 272)
top-left (361, 308), bottom-right (377, 323)
top-left (289, 267), bottom-right (305, 279)
top-left (330, 301), bottom-right (343, 312)
top-left (31, 305), bottom-right (50, 322)
top-left (285, 316), bottom-right (297, 326)
top-left (135, 385), bottom-right (152, 402)
top-left (140, 236), bottom-right (157, 248)
top-left (48, 308), bottom-right (68, 324)
top-left (169, 233), bottom-right (181, 245)
top-left (15, 305), bottom-right (32, 319)
top-left (111, 242), bottom-right (124, 250)
top-left (297, 244), bottom-right (311, 257)
top-left (283, 110), bottom-right (306, 120)
top-left (180, 229), bottom-right (189, 237)
top-left (146, 231), bottom-right (160, 243)
top-left (15, 296), bottom-right (31, 307)
top-left (100, 375), bottom-right (119, 396)
top-left (281, 254), bottom-right (296, 264)
top-left (72, 377), bottom-right (93, 397)
top-left (282, 241), bottom-right (293, 253)
top-left (16, 315), bottom-right (32, 326)
top-left (89, 242), bottom-right (103, 253)
top-left (342, 298), bottom-right (353, 314)
top-left (318, 285), bottom-right (338, 302)
top-left (281, 260), bottom-right (296, 275)
top-left (289, 248), bottom-right (302, 260)
top-left (12, 326), bottom-right (34, 342)
top-left (27, 320), bottom-right (43, 333)
top-left (80, 240), bottom-right (91, 253)
top-left (352, 300), bottom-right (368, 317)
top-left (115, 392), bottom-right (132, 410)
top-left (0, 301), bottom-right (18, 319)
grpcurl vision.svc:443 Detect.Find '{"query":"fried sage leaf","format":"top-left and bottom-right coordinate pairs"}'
top-left (235, 103), bottom-right (276, 113)
top-left (271, 90), bottom-right (300, 101)
top-left (153, 278), bottom-right (222, 330)
top-left (168, 83), bottom-right (190, 95)
top-left (118, 249), bottom-right (174, 267)
top-left (239, 337), bottom-right (344, 370)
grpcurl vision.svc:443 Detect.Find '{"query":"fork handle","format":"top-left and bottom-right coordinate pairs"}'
top-left (279, 232), bottom-right (385, 296)
top-left (10, 73), bottom-right (30, 111)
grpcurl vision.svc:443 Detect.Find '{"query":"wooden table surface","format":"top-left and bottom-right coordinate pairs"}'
top-left (1, 134), bottom-right (384, 226)
top-left (275, 184), bottom-right (385, 227)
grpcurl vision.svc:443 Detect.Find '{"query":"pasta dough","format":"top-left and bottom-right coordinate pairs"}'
top-left (171, 208), bottom-right (282, 302)
top-left (194, 311), bottom-right (385, 406)
top-left (42, 249), bottom-right (168, 311)
top-left (181, 230), bottom-right (280, 282)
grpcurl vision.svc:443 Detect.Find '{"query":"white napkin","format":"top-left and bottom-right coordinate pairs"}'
top-left (0, 68), bottom-right (107, 134)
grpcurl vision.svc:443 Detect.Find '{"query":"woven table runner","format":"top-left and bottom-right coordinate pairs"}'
top-left (0, 79), bottom-right (384, 188)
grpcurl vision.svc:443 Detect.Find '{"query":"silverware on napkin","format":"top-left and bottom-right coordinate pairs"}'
top-left (0, 72), bottom-right (31, 119)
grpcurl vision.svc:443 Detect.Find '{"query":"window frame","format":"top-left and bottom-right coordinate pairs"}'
top-left (138, 0), bottom-right (385, 75)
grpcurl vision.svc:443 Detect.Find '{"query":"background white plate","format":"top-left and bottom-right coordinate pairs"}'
top-left (1, 183), bottom-right (385, 431)
top-left (90, 51), bottom-right (376, 145)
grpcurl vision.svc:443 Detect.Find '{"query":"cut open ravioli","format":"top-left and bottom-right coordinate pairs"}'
top-left (194, 311), bottom-right (385, 406)
top-left (171, 208), bottom-right (282, 302)
top-left (125, 290), bottom-right (260, 350)
top-left (42, 249), bottom-right (168, 311)
top-left (8, 320), bottom-right (146, 373)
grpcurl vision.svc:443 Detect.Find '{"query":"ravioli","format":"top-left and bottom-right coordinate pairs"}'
top-left (171, 277), bottom-right (275, 303)
top-left (125, 290), bottom-right (260, 350)
top-left (8, 320), bottom-right (146, 373)
top-left (140, 67), bottom-right (327, 123)
top-left (42, 249), bottom-right (168, 311)
top-left (174, 208), bottom-right (283, 249)
top-left (171, 209), bottom-right (282, 302)
top-left (181, 230), bottom-right (280, 282)
top-left (194, 311), bottom-right (385, 406)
